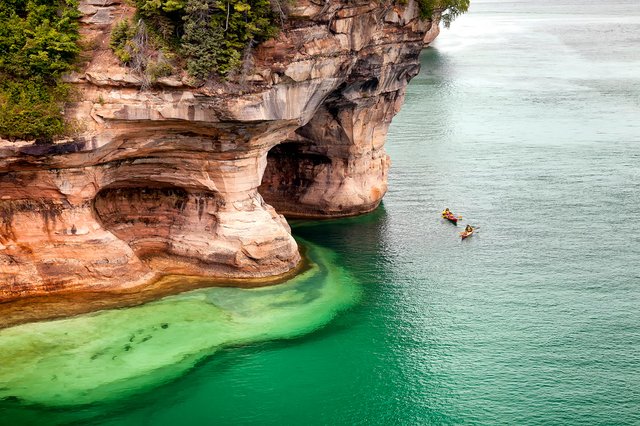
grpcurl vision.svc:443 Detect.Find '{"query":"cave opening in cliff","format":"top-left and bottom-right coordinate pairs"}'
top-left (259, 142), bottom-right (331, 218)
top-left (93, 184), bottom-right (194, 257)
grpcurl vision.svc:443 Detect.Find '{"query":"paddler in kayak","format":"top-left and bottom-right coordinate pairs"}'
top-left (460, 224), bottom-right (474, 240)
top-left (442, 208), bottom-right (459, 224)
top-left (442, 208), bottom-right (455, 219)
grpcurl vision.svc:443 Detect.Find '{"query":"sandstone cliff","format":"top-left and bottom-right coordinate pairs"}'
top-left (0, 0), bottom-right (439, 300)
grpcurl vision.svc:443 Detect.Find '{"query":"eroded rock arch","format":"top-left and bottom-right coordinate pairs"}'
top-left (0, 0), bottom-right (438, 300)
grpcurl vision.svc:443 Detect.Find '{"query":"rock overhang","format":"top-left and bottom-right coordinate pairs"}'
top-left (0, 0), bottom-right (440, 300)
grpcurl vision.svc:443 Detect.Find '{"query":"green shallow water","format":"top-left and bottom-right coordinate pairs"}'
top-left (0, 241), bottom-right (360, 409)
top-left (2, 0), bottom-right (640, 424)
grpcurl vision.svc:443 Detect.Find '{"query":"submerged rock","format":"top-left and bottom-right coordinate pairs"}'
top-left (0, 242), bottom-right (360, 406)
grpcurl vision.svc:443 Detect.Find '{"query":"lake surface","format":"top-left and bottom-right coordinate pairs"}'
top-left (2, 0), bottom-right (640, 423)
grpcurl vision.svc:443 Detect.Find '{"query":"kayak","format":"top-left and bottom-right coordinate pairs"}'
top-left (442, 213), bottom-right (460, 225)
top-left (443, 214), bottom-right (458, 225)
top-left (460, 229), bottom-right (474, 240)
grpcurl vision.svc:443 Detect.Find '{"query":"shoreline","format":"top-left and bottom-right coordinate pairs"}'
top-left (0, 246), bottom-right (311, 330)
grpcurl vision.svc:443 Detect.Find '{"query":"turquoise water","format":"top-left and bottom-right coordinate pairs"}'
top-left (2, 0), bottom-right (640, 423)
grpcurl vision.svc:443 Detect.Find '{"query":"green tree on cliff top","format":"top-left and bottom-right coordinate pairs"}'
top-left (418, 0), bottom-right (470, 26)
top-left (0, 0), bottom-right (80, 141)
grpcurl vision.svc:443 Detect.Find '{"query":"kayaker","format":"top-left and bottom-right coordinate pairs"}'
top-left (464, 224), bottom-right (474, 233)
top-left (442, 208), bottom-right (451, 217)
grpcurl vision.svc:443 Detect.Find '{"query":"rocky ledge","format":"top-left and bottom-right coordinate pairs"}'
top-left (0, 0), bottom-right (440, 300)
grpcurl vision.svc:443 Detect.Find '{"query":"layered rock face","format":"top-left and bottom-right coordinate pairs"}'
top-left (0, 0), bottom-right (439, 300)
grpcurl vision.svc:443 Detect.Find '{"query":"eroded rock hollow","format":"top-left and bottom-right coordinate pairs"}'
top-left (0, 0), bottom-right (440, 300)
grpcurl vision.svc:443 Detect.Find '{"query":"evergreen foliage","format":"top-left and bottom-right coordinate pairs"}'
top-left (417, 0), bottom-right (470, 27)
top-left (113, 0), bottom-right (278, 80)
top-left (180, 0), bottom-right (226, 79)
top-left (0, 78), bottom-right (69, 141)
top-left (109, 18), bottom-right (174, 87)
top-left (0, 0), bottom-right (80, 141)
top-left (110, 19), bottom-right (138, 64)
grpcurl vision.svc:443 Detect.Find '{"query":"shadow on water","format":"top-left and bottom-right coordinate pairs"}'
top-left (418, 47), bottom-right (452, 79)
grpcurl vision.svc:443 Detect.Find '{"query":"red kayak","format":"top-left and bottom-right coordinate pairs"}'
top-left (445, 216), bottom-right (458, 224)
top-left (442, 212), bottom-right (459, 224)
